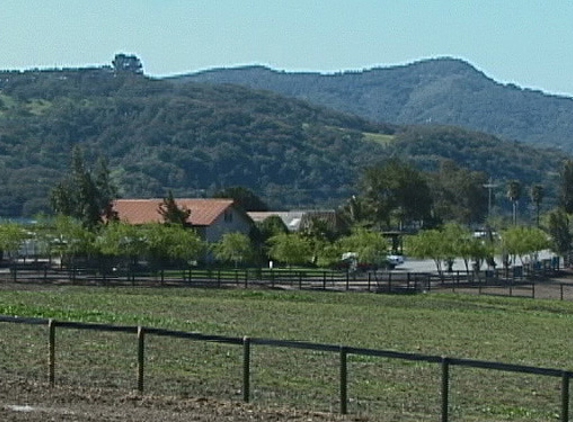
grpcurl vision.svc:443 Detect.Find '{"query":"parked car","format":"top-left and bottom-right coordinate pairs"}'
top-left (336, 252), bottom-right (405, 271)
top-left (387, 254), bottom-right (405, 268)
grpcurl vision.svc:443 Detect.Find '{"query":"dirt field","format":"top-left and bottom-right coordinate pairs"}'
top-left (0, 378), bottom-right (367, 422)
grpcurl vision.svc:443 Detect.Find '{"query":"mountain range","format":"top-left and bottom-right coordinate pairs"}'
top-left (175, 57), bottom-right (573, 152)
top-left (0, 57), bottom-right (570, 218)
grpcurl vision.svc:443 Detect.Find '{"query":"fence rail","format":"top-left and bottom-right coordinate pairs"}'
top-left (3, 259), bottom-right (573, 305)
top-left (0, 315), bottom-right (571, 421)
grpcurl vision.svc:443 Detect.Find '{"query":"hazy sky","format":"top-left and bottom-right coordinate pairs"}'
top-left (2, 0), bottom-right (572, 96)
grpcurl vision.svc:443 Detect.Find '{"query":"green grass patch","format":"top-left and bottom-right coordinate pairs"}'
top-left (1, 287), bottom-right (572, 419)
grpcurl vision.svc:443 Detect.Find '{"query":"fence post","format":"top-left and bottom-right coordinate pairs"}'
top-left (340, 346), bottom-right (348, 415)
top-left (48, 319), bottom-right (56, 387)
top-left (532, 283), bottom-right (535, 299)
top-left (137, 326), bottom-right (145, 393)
top-left (367, 273), bottom-right (371, 292)
top-left (441, 357), bottom-right (450, 422)
top-left (243, 337), bottom-right (251, 403)
top-left (323, 271), bottom-right (327, 290)
top-left (562, 371), bottom-right (570, 422)
top-left (244, 270), bottom-right (248, 289)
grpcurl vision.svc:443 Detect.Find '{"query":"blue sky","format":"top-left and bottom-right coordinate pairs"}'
top-left (2, 0), bottom-right (573, 96)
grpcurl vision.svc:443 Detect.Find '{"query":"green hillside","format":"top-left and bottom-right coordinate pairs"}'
top-left (179, 58), bottom-right (573, 152)
top-left (0, 68), bottom-right (395, 216)
top-left (0, 64), bottom-right (568, 218)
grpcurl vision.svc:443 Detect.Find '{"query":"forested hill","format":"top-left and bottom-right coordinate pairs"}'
top-left (0, 65), bottom-right (568, 218)
top-left (0, 68), bottom-right (393, 217)
top-left (174, 57), bottom-right (573, 152)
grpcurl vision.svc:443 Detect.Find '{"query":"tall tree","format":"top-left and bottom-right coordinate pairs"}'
top-left (50, 147), bottom-right (117, 230)
top-left (530, 184), bottom-right (544, 227)
top-left (559, 159), bottom-right (573, 214)
top-left (506, 179), bottom-right (522, 225)
top-left (112, 53), bottom-right (143, 74)
top-left (251, 216), bottom-right (289, 266)
top-left (95, 158), bottom-right (119, 221)
top-left (430, 160), bottom-right (489, 225)
top-left (158, 191), bottom-right (191, 227)
top-left (213, 186), bottom-right (268, 211)
top-left (546, 208), bottom-right (572, 258)
top-left (300, 216), bottom-right (337, 265)
top-left (361, 158), bottom-right (433, 230)
top-left (339, 195), bottom-right (371, 228)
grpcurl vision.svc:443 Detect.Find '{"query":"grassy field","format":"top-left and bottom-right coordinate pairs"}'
top-left (1, 285), bottom-right (573, 420)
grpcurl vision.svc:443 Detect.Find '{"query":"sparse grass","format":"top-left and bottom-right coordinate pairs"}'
top-left (0, 93), bottom-right (16, 117)
top-left (24, 98), bottom-right (53, 115)
top-left (1, 286), bottom-right (573, 420)
top-left (362, 131), bottom-right (396, 145)
top-left (0, 94), bottom-right (52, 117)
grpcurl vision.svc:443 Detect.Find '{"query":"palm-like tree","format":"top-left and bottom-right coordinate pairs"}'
top-left (506, 180), bottom-right (522, 225)
top-left (530, 184), bottom-right (544, 227)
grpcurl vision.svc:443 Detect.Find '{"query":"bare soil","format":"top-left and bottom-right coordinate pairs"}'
top-left (0, 378), bottom-right (367, 422)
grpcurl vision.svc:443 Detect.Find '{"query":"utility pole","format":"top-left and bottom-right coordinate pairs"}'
top-left (483, 178), bottom-right (497, 220)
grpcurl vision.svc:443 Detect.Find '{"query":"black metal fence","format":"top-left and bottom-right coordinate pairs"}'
top-left (0, 315), bottom-right (571, 421)
top-left (2, 257), bottom-right (569, 299)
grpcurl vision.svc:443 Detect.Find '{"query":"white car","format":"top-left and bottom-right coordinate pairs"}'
top-left (387, 254), bottom-right (405, 268)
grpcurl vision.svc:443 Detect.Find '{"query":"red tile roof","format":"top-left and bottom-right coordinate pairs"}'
top-left (112, 198), bottom-right (235, 226)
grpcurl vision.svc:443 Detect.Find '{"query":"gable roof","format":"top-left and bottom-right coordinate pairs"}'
top-left (112, 198), bottom-right (236, 226)
top-left (248, 209), bottom-right (343, 232)
top-left (248, 211), bottom-right (304, 231)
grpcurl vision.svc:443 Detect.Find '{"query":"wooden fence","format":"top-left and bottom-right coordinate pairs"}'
top-left (0, 315), bottom-right (571, 421)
